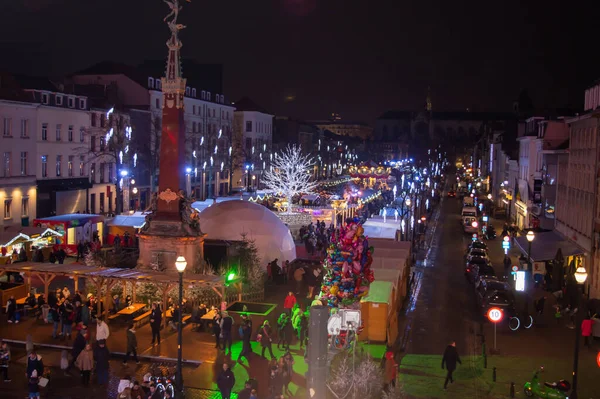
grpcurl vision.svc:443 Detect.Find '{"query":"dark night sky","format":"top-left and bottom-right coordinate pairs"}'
top-left (0, 0), bottom-right (598, 123)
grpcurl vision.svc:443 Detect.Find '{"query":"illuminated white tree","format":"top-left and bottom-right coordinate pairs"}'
top-left (262, 144), bottom-right (318, 214)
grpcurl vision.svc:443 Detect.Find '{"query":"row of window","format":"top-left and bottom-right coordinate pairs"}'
top-left (2, 152), bottom-right (86, 178)
top-left (3, 197), bottom-right (29, 220)
top-left (2, 118), bottom-right (30, 138)
top-left (154, 98), bottom-right (230, 120)
top-left (245, 120), bottom-right (272, 134)
top-left (40, 92), bottom-right (87, 110)
top-left (89, 162), bottom-right (114, 184)
top-left (2, 118), bottom-right (85, 142)
top-left (148, 77), bottom-right (226, 104)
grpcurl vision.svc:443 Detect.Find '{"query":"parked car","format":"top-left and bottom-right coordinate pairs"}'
top-left (465, 241), bottom-right (488, 255)
top-left (476, 279), bottom-right (515, 315)
top-left (465, 259), bottom-right (495, 284)
top-left (465, 247), bottom-right (489, 262)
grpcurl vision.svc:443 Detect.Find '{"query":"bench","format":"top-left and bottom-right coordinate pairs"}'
top-left (182, 315), bottom-right (191, 324)
top-left (108, 313), bottom-right (120, 321)
top-left (133, 311), bottom-right (152, 328)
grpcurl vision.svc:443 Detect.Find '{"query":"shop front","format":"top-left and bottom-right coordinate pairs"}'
top-left (514, 200), bottom-right (528, 230)
top-left (33, 214), bottom-right (104, 256)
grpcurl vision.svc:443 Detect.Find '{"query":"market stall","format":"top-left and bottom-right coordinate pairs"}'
top-left (33, 214), bottom-right (105, 256)
top-left (359, 280), bottom-right (397, 344)
top-left (106, 214), bottom-right (146, 245)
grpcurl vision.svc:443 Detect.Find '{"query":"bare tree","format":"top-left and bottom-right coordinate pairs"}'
top-left (262, 144), bottom-right (317, 214)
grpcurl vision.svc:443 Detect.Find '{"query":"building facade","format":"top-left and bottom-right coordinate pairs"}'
top-left (232, 97), bottom-right (273, 191)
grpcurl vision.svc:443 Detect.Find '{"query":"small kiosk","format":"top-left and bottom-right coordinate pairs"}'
top-left (33, 214), bottom-right (105, 255)
top-left (359, 280), bottom-right (397, 345)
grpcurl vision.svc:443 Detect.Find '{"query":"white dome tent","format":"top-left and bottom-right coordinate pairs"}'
top-left (198, 200), bottom-right (297, 266)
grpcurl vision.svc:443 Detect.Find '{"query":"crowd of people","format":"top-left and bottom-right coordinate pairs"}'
top-left (298, 220), bottom-right (333, 257)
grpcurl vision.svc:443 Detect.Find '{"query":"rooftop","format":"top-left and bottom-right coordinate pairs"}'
top-left (233, 96), bottom-right (271, 114)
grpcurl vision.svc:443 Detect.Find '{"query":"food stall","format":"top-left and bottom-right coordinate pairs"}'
top-left (106, 214), bottom-right (146, 245)
top-left (0, 232), bottom-right (29, 264)
top-left (33, 214), bottom-right (104, 255)
top-left (359, 280), bottom-right (398, 345)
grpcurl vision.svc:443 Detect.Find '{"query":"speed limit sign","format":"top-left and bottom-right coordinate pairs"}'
top-left (487, 307), bottom-right (503, 323)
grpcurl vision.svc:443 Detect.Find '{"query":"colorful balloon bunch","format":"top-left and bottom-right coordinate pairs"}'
top-left (320, 218), bottom-right (374, 308)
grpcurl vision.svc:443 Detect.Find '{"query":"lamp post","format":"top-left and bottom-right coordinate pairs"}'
top-left (526, 231), bottom-right (535, 269)
top-left (571, 266), bottom-right (588, 399)
top-left (174, 256), bottom-right (187, 399)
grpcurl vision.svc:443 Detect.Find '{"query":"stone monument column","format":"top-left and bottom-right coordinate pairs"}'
top-left (137, 0), bottom-right (205, 273)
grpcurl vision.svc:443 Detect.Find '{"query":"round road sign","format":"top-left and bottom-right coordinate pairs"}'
top-left (487, 307), bottom-right (503, 323)
top-left (512, 265), bottom-right (519, 272)
top-left (503, 236), bottom-right (510, 242)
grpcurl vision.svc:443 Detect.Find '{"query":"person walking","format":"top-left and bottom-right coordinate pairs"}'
top-left (6, 296), bottom-right (17, 323)
top-left (75, 343), bottom-right (94, 386)
top-left (283, 291), bottom-right (297, 315)
top-left (282, 315), bottom-right (294, 351)
top-left (582, 316), bottom-right (593, 347)
top-left (123, 324), bottom-right (140, 365)
top-left (0, 340), bottom-right (10, 382)
top-left (94, 339), bottom-right (110, 385)
top-left (28, 369), bottom-right (41, 399)
top-left (96, 316), bottom-right (110, 343)
top-left (216, 363), bottom-right (235, 399)
top-left (441, 341), bottom-right (461, 390)
top-left (276, 313), bottom-right (287, 350)
top-left (294, 266), bottom-right (305, 295)
top-left (61, 298), bottom-right (74, 339)
top-left (503, 255), bottom-right (511, 279)
top-left (220, 311), bottom-right (234, 354)
top-left (50, 305), bottom-right (61, 338)
top-left (281, 352), bottom-right (294, 395)
top-left (150, 303), bottom-right (162, 345)
top-left (71, 326), bottom-right (87, 372)
top-left (237, 318), bottom-right (253, 364)
top-left (212, 312), bottom-right (222, 349)
top-left (384, 350), bottom-right (398, 391)
top-left (260, 320), bottom-right (276, 360)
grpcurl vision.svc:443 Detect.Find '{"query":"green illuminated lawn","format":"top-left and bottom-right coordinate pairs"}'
top-left (398, 354), bottom-right (600, 399)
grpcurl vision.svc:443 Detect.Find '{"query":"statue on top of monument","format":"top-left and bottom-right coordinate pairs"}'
top-left (163, 0), bottom-right (191, 24)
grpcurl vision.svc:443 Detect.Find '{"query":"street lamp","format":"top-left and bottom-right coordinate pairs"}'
top-left (526, 231), bottom-right (535, 269)
top-left (571, 265), bottom-right (588, 399)
top-left (174, 256), bottom-right (187, 398)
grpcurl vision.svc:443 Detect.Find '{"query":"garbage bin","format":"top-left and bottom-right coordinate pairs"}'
top-left (21, 216), bottom-right (29, 226)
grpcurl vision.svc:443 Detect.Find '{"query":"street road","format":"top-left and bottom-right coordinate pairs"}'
top-left (402, 193), bottom-right (481, 355)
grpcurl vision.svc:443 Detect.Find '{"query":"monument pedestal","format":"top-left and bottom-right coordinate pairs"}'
top-left (137, 219), bottom-right (205, 273)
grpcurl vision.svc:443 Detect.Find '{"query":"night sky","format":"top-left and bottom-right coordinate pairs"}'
top-left (1, 0), bottom-right (598, 123)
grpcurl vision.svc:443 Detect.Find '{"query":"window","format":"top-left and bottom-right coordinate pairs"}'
top-left (246, 121), bottom-right (252, 132)
top-left (108, 162), bottom-right (113, 182)
top-left (206, 92), bottom-right (211, 101)
top-left (226, 111), bottom-right (229, 119)
top-left (220, 95), bottom-right (224, 103)
top-left (193, 105), bottom-right (196, 115)
top-left (3, 199), bottom-right (11, 219)
top-left (79, 99), bottom-right (86, 109)
top-left (201, 90), bottom-right (206, 100)
top-left (56, 124), bottom-right (62, 141)
top-left (245, 138), bottom-right (252, 153)
top-left (156, 98), bottom-right (160, 109)
top-left (192, 88), bottom-right (196, 97)
top-left (213, 109), bottom-right (216, 117)
top-left (41, 155), bottom-right (47, 177)
top-left (148, 77), bottom-right (155, 89)
top-left (41, 123), bottom-right (48, 140)
top-left (68, 155), bottom-right (74, 177)
top-left (156, 80), bottom-right (161, 90)
top-left (91, 113), bottom-right (97, 127)
top-left (79, 156), bottom-right (85, 176)
top-left (56, 155), bottom-right (62, 177)
top-left (91, 136), bottom-right (96, 152)
top-left (3, 152), bottom-right (11, 177)
top-left (100, 137), bottom-right (105, 151)
top-left (21, 197), bottom-right (28, 217)
top-left (192, 121), bottom-right (197, 133)
top-left (100, 114), bottom-right (106, 127)
top-left (68, 125), bottom-right (73, 142)
top-left (80, 127), bottom-right (85, 142)
top-left (100, 163), bottom-right (105, 183)
top-left (56, 95), bottom-right (63, 106)
top-left (3, 117), bottom-right (12, 136)
top-left (186, 87), bottom-right (190, 96)
top-left (68, 97), bottom-right (75, 108)
top-left (20, 152), bottom-right (27, 175)
top-left (90, 163), bottom-right (96, 182)
top-left (20, 119), bottom-right (28, 138)
top-left (41, 93), bottom-right (49, 104)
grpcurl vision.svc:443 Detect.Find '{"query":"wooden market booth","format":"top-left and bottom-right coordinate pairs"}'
top-left (0, 262), bottom-right (236, 329)
top-left (359, 280), bottom-right (398, 345)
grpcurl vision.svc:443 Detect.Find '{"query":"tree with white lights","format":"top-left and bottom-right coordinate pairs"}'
top-left (262, 144), bottom-right (318, 214)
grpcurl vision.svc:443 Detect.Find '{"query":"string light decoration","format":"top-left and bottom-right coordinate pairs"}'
top-left (320, 219), bottom-right (374, 308)
top-left (262, 144), bottom-right (318, 214)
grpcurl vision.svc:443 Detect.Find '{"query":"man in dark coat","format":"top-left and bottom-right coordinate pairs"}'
top-left (216, 363), bottom-right (235, 399)
top-left (25, 350), bottom-right (44, 378)
top-left (220, 311), bottom-right (234, 354)
top-left (441, 341), bottom-right (461, 389)
top-left (237, 318), bottom-right (253, 364)
top-left (93, 339), bottom-right (110, 385)
top-left (150, 303), bottom-right (162, 345)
